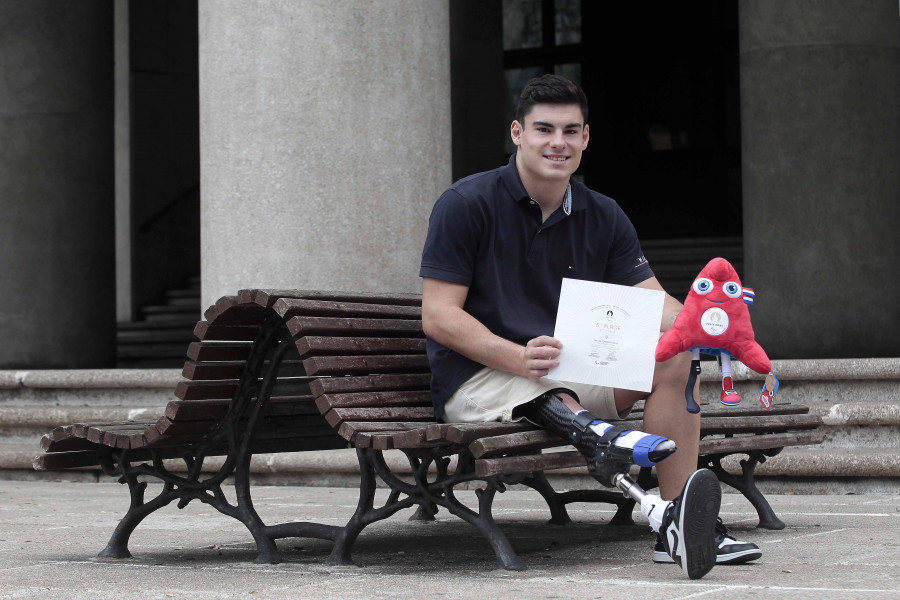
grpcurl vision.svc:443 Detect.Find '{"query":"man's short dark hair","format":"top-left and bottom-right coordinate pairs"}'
top-left (515, 74), bottom-right (589, 124)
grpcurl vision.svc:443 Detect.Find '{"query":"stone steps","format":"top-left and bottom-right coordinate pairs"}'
top-left (641, 236), bottom-right (743, 298)
top-left (3, 359), bottom-right (898, 493)
top-left (116, 277), bottom-right (201, 368)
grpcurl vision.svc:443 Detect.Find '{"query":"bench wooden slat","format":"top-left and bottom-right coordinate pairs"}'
top-left (295, 336), bottom-right (426, 357)
top-left (469, 430), bottom-right (567, 459)
top-left (700, 414), bottom-right (823, 435)
top-left (71, 421), bottom-right (131, 440)
top-left (193, 321), bottom-right (261, 341)
top-left (240, 289), bottom-right (422, 309)
top-left (175, 378), bottom-right (315, 401)
top-left (35, 432), bottom-right (350, 472)
top-left (45, 424), bottom-right (76, 443)
top-left (182, 360), bottom-right (308, 381)
top-left (175, 380), bottom-right (239, 400)
top-left (424, 423), bottom-right (454, 441)
top-left (700, 430), bottom-right (827, 454)
top-left (315, 390), bottom-right (431, 412)
top-left (287, 316), bottom-right (424, 338)
top-left (700, 404), bottom-right (810, 418)
top-left (302, 354), bottom-right (430, 376)
top-left (363, 428), bottom-right (446, 450)
top-left (371, 427), bottom-right (439, 450)
top-left (88, 422), bottom-right (155, 448)
top-left (204, 303), bottom-right (270, 326)
top-left (41, 435), bottom-right (99, 453)
top-left (187, 341), bottom-right (252, 362)
top-left (438, 422), bottom-right (536, 444)
top-left (34, 450), bottom-right (105, 471)
top-left (336, 421), bottom-right (430, 443)
top-left (273, 298), bottom-right (421, 320)
top-left (475, 450), bottom-right (585, 478)
top-left (309, 373), bottom-right (431, 396)
top-left (165, 395), bottom-right (319, 421)
top-left (145, 414), bottom-right (335, 447)
top-left (324, 406), bottom-right (434, 428)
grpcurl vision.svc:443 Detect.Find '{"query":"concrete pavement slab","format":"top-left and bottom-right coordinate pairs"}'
top-left (0, 481), bottom-right (897, 599)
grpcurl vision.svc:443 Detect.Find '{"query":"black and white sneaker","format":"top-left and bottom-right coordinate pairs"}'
top-left (657, 468), bottom-right (721, 579)
top-left (654, 518), bottom-right (762, 565)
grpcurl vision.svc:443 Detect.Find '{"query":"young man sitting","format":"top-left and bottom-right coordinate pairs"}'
top-left (420, 74), bottom-right (761, 579)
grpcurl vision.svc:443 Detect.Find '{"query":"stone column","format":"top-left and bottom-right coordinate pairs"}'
top-left (0, 1), bottom-right (116, 368)
top-left (739, 0), bottom-right (900, 359)
top-left (199, 1), bottom-right (452, 308)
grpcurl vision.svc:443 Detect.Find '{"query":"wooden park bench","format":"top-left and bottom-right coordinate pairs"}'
top-left (34, 290), bottom-right (826, 570)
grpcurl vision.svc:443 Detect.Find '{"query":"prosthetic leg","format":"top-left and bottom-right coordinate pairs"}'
top-left (521, 394), bottom-right (720, 579)
top-left (614, 473), bottom-right (669, 532)
top-left (520, 394), bottom-right (676, 487)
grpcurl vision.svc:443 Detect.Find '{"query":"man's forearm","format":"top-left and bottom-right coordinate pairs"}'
top-left (661, 292), bottom-right (683, 332)
top-left (633, 276), bottom-right (683, 332)
top-left (422, 304), bottom-right (528, 377)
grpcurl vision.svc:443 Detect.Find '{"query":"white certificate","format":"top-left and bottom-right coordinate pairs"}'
top-left (548, 278), bottom-right (665, 392)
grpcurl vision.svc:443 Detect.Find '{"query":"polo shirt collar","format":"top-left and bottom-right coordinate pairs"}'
top-left (501, 152), bottom-right (581, 216)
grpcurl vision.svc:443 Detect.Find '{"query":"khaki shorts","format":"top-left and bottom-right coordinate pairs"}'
top-left (443, 367), bottom-right (629, 423)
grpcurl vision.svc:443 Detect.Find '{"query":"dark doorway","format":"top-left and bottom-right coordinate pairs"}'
top-left (451, 0), bottom-right (742, 240)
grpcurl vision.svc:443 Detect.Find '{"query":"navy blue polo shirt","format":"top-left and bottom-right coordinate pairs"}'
top-left (420, 153), bottom-right (654, 419)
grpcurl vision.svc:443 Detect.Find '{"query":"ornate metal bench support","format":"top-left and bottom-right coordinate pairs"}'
top-left (329, 446), bottom-right (526, 571)
top-left (99, 315), bottom-right (342, 562)
top-left (520, 470), bottom-right (639, 526)
top-left (327, 447), bottom-right (420, 566)
top-left (98, 453), bottom-right (180, 559)
top-left (701, 448), bottom-right (785, 530)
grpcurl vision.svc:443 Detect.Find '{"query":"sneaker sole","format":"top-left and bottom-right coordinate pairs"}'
top-left (716, 548), bottom-right (763, 565)
top-left (665, 469), bottom-right (721, 579)
top-left (653, 547), bottom-right (762, 565)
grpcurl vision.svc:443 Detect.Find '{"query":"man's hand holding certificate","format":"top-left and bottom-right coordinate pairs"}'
top-left (548, 278), bottom-right (665, 393)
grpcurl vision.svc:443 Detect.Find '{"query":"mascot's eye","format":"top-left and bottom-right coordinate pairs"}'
top-left (692, 278), bottom-right (713, 294)
top-left (723, 282), bottom-right (742, 298)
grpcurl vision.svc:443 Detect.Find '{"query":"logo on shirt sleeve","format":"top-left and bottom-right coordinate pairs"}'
top-left (634, 254), bottom-right (649, 269)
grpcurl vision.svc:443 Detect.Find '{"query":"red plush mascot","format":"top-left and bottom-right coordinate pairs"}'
top-left (656, 257), bottom-right (777, 413)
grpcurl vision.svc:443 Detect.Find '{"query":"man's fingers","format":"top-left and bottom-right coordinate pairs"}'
top-left (522, 336), bottom-right (562, 379)
top-left (527, 335), bottom-right (562, 349)
top-left (524, 342), bottom-right (561, 360)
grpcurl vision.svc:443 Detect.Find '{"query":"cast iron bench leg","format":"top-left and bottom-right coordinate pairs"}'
top-left (233, 459), bottom-right (282, 564)
top-left (327, 448), bottom-right (418, 567)
top-left (455, 483), bottom-right (527, 571)
top-left (99, 480), bottom-right (178, 559)
top-left (702, 450), bottom-right (786, 530)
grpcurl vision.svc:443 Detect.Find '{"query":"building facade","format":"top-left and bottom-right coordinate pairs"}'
top-left (1, 0), bottom-right (898, 369)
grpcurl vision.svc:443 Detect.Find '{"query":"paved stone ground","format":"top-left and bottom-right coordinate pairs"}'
top-left (0, 480), bottom-right (897, 599)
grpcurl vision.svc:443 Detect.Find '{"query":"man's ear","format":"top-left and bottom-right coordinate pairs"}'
top-left (582, 123), bottom-right (590, 150)
top-left (510, 120), bottom-right (523, 146)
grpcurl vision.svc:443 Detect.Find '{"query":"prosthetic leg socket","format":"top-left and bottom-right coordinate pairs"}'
top-left (521, 394), bottom-right (676, 487)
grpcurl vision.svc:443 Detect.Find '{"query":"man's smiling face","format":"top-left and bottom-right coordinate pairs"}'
top-left (511, 103), bottom-right (589, 189)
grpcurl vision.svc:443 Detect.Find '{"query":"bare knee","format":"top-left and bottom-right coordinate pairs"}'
top-left (654, 351), bottom-right (692, 388)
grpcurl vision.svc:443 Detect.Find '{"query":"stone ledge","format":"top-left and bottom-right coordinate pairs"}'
top-left (0, 369), bottom-right (183, 390)
top-left (0, 406), bottom-right (160, 428)
top-left (813, 401), bottom-right (900, 425)
top-left (700, 357), bottom-right (900, 381)
top-left (1, 357), bottom-right (896, 390)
